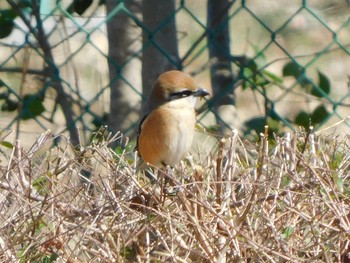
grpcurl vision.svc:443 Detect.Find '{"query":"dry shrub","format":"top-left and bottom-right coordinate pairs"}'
top-left (0, 127), bottom-right (349, 262)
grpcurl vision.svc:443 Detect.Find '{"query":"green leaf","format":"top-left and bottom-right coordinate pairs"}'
top-left (283, 61), bottom-right (310, 87)
top-left (244, 117), bottom-right (266, 135)
top-left (240, 58), bottom-right (264, 90)
top-left (114, 146), bottom-right (124, 156)
top-left (242, 80), bottom-right (248, 90)
top-left (266, 118), bottom-right (281, 133)
top-left (311, 104), bottom-right (329, 124)
top-left (42, 253), bottom-right (59, 263)
top-left (245, 58), bottom-right (258, 72)
top-left (281, 226), bottom-right (294, 239)
top-left (282, 176), bottom-right (291, 187)
top-left (263, 70), bottom-right (283, 84)
top-left (20, 94), bottom-right (45, 120)
top-left (74, 0), bottom-right (93, 15)
top-left (294, 111), bottom-right (310, 129)
top-left (282, 61), bottom-right (303, 78)
top-left (32, 176), bottom-right (48, 195)
top-left (241, 59), bottom-right (257, 78)
top-left (121, 246), bottom-right (137, 260)
top-left (0, 9), bottom-right (17, 22)
top-left (0, 92), bottom-right (8, 99)
top-left (242, 67), bottom-right (253, 80)
top-left (0, 9), bottom-right (17, 39)
top-left (241, 60), bottom-right (271, 89)
top-left (203, 124), bottom-right (220, 133)
top-left (330, 152), bottom-right (343, 170)
top-left (332, 174), bottom-right (343, 193)
top-left (1, 98), bottom-right (18, 111)
top-left (255, 73), bottom-right (270, 87)
top-left (311, 70), bottom-right (331, 98)
top-left (0, 141), bottom-right (14, 149)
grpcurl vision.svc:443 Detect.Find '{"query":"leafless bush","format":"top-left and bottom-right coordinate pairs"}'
top-left (0, 127), bottom-right (349, 262)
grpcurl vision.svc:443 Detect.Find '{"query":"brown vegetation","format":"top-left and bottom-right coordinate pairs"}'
top-left (0, 127), bottom-right (349, 262)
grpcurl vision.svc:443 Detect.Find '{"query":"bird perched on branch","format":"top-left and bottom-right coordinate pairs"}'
top-left (136, 70), bottom-right (209, 167)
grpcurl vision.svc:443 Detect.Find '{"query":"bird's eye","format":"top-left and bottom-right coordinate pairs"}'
top-left (169, 90), bottom-right (193, 101)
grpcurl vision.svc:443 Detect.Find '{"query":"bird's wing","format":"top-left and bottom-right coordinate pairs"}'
top-left (135, 113), bottom-right (149, 152)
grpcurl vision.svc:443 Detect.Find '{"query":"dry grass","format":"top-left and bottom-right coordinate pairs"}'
top-left (0, 127), bottom-right (350, 262)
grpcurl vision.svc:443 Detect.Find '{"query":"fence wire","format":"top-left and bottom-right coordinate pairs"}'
top-left (0, 0), bottom-right (349, 147)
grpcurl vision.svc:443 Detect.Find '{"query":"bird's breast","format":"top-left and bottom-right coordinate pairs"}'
top-left (166, 108), bottom-right (196, 164)
top-left (138, 105), bottom-right (196, 166)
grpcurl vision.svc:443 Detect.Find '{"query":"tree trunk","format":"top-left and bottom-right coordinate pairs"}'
top-left (106, 0), bottom-right (142, 138)
top-left (142, 0), bottom-right (180, 112)
top-left (207, 0), bottom-right (239, 134)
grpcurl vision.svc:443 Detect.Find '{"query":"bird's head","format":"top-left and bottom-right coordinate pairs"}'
top-left (147, 70), bottom-right (209, 110)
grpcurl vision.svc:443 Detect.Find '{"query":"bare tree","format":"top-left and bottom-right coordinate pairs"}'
top-left (6, 0), bottom-right (80, 146)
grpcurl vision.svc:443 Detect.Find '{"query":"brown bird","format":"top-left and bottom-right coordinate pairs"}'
top-left (136, 70), bottom-right (209, 167)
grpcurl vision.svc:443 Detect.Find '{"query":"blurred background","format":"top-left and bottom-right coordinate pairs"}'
top-left (0, 0), bottom-right (349, 148)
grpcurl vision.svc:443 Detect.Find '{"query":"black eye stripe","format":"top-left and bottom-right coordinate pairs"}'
top-left (169, 90), bottom-right (193, 101)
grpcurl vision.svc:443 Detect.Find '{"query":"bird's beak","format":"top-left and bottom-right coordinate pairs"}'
top-left (193, 88), bottom-right (210, 98)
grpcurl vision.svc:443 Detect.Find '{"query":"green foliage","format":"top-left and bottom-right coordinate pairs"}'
top-left (281, 226), bottom-right (294, 239)
top-left (90, 125), bottom-right (109, 145)
top-left (17, 218), bottom-right (55, 263)
top-left (0, 79), bottom-right (17, 111)
top-left (18, 248), bottom-right (58, 263)
top-left (282, 61), bottom-right (304, 78)
top-left (311, 104), bottom-right (330, 124)
top-left (32, 175), bottom-right (50, 196)
top-left (1, 98), bottom-right (18, 111)
top-left (332, 174), bottom-right (344, 193)
top-left (0, 140), bottom-right (14, 149)
top-left (66, 0), bottom-right (95, 15)
top-left (20, 93), bottom-right (46, 120)
top-left (120, 246), bottom-right (137, 260)
top-left (263, 69), bottom-right (283, 84)
top-left (0, 80), bottom-right (46, 119)
top-left (0, 0), bottom-right (32, 39)
top-left (0, 0), bottom-right (96, 125)
top-left (294, 111), bottom-right (310, 128)
top-left (241, 57), bottom-right (333, 136)
top-left (281, 175), bottom-right (291, 187)
top-left (74, 0), bottom-right (93, 15)
top-left (244, 117), bottom-right (281, 137)
top-left (114, 142), bottom-right (134, 165)
top-left (42, 253), bottom-right (59, 263)
top-left (0, 9), bottom-right (17, 39)
top-left (294, 104), bottom-right (330, 128)
top-left (330, 151), bottom-right (343, 170)
top-left (241, 58), bottom-right (280, 91)
top-left (311, 70), bottom-right (330, 97)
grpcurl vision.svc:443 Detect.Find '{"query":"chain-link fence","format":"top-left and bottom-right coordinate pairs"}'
top-left (0, 0), bottom-right (349, 147)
